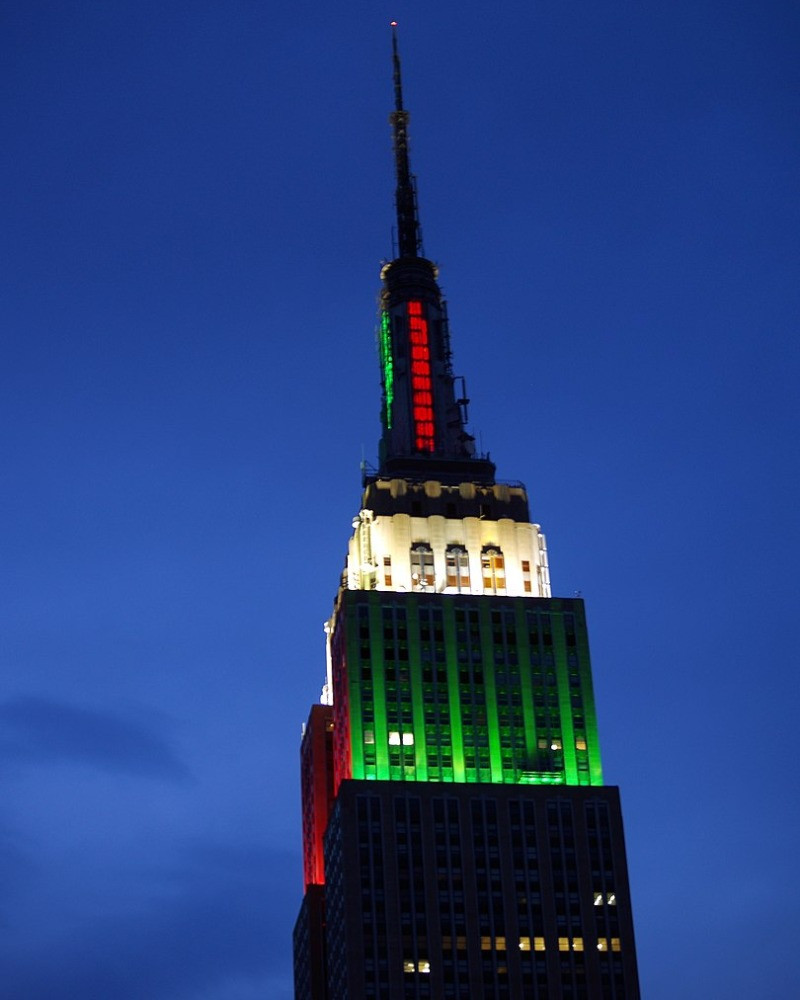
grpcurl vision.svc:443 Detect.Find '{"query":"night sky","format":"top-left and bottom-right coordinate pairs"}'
top-left (2, 2), bottom-right (799, 998)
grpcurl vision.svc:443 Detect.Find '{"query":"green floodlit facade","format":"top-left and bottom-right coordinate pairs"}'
top-left (331, 592), bottom-right (602, 791)
top-left (379, 310), bottom-right (394, 429)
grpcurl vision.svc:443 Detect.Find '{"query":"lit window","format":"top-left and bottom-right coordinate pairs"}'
top-left (481, 546), bottom-right (506, 594)
top-left (611, 938), bottom-right (621, 952)
top-left (418, 961), bottom-right (431, 974)
top-left (572, 937), bottom-right (584, 952)
top-left (445, 545), bottom-right (470, 592)
top-left (389, 731), bottom-right (401, 745)
top-left (364, 730), bottom-right (375, 744)
top-left (558, 937), bottom-right (569, 952)
top-left (550, 739), bottom-right (562, 751)
top-left (481, 936), bottom-right (492, 951)
top-left (576, 737), bottom-right (587, 751)
top-left (519, 937), bottom-right (531, 951)
top-left (597, 938), bottom-right (608, 952)
top-left (403, 960), bottom-right (415, 973)
top-left (521, 559), bottom-right (532, 593)
top-left (534, 937), bottom-right (546, 952)
top-left (495, 936), bottom-right (506, 951)
top-left (383, 555), bottom-right (392, 587)
top-left (402, 732), bottom-right (414, 746)
top-left (594, 890), bottom-right (616, 906)
top-left (410, 543), bottom-right (435, 589)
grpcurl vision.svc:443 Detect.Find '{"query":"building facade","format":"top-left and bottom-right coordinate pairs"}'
top-left (293, 27), bottom-right (640, 999)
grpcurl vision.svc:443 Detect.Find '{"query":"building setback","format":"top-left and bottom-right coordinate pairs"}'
top-left (293, 26), bottom-right (640, 1000)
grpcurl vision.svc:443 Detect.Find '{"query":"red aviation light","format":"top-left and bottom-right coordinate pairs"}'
top-left (407, 300), bottom-right (435, 452)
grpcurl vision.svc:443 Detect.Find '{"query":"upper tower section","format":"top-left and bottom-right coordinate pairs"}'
top-left (377, 26), bottom-right (495, 485)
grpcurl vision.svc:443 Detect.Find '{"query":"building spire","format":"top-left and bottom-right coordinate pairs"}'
top-left (389, 23), bottom-right (422, 258)
top-left (376, 24), bottom-right (495, 483)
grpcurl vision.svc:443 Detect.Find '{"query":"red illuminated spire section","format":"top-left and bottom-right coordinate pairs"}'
top-left (408, 301), bottom-right (435, 451)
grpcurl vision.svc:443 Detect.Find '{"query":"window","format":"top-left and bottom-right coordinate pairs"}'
top-left (521, 559), bottom-right (532, 593)
top-left (383, 556), bottom-right (392, 587)
top-left (594, 891), bottom-right (616, 906)
top-left (411, 543), bottom-right (435, 589)
top-left (481, 547), bottom-right (506, 594)
top-left (445, 545), bottom-right (470, 592)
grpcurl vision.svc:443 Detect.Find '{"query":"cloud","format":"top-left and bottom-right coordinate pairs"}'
top-left (0, 696), bottom-right (190, 779)
top-left (0, 840), bottom-right (298, 1000)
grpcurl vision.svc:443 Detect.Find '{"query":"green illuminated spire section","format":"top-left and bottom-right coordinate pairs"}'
top-left (332, 591), bottom-right (603, 790)
top-left (379, 310), bottom-right (394, 429)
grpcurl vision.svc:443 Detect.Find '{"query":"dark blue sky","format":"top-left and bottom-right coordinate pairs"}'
top-left (2, 2), bottom-right (798, 997)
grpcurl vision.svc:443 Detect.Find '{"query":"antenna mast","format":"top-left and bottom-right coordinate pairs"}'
top-left (389, 23), bottom-right (423, 259)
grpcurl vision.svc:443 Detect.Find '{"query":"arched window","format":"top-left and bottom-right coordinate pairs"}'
top-left (481, 546), bottom-right (506, 594)
top-left (410, 543), bottom-right (434, 590)
top-left (445, 545), bottom-right (470, 592)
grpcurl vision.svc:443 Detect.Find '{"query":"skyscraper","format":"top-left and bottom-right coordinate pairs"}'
top-left (293, 27), bottom-right (640, 999)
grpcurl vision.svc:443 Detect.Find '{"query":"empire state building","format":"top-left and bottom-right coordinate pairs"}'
top-left (293, 26), bottom-right (640, 1000)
